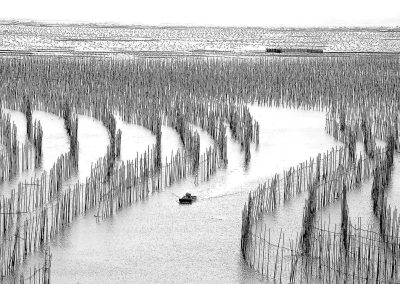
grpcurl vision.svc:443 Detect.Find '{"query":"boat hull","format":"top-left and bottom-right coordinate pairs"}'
top-left (179, 198), bottom-right (193, 204)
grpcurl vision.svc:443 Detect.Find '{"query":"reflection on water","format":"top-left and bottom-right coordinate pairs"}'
top-left (2, 108), bottom-right (28, 143)
top-left (77, 115), bottom-right (109, 180)
top-left (34, 110), bottom-right (69, 171)
top-left (47, 106), bottom-right (342, 283)
top-left (4, 106), bottom-right (392, 282)
top-left (0, 109), bottom-right (69, 195)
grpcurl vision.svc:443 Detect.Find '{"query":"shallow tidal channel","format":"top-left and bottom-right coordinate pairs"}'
top-left (2, 106), bottom-right (355, 283)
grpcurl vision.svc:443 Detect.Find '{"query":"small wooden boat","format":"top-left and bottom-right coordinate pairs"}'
top-left (179, 192), bottom-right (197, 204)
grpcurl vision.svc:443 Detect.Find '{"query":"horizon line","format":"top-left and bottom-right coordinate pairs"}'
top-left (1, 18), bottom-right (399, 30)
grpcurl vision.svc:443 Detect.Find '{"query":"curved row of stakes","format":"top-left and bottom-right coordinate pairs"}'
top-left (1, 54), bottom-right (400, 282)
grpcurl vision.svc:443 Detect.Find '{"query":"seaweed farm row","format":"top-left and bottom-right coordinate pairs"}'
top-left (242, 100), bottom-right (400, 282)
top-left (0, 53), bottom-right (400, 282)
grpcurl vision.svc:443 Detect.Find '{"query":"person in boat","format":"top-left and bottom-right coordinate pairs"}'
top-left (185, 192), bottom-right (191, 198)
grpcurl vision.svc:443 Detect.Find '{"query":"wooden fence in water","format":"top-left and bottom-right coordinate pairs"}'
top-left (2, 53), bottom-right (400, 281)
top-left (242, 102), bottom-right (400, 282)
top-left (0, 102), bottom-right (225, 279)
top-left (0, 140), bottom-right (222, 278)
top-left (240, 144), bottom-right (400, 282)
top-left (244, 218), bottom-right (400, 283)
top-left (0, 111), bottom-right (35, 181)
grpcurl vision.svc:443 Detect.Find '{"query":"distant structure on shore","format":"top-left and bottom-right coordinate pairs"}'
top-left (266, 48), bottom-right (324, 53)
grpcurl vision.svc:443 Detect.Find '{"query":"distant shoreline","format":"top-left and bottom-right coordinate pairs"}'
top-left (0, 19), bottom-right (399, 31)
top-left (0, 49), bottom-right (399, 58)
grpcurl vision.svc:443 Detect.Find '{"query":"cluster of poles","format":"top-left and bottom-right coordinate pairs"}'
top-left (0, 54), bottom-right (257, 281)
top-left (23, 97), bottom-right (43, 168)
top-left (1, 53), bottom-right (400, 282)
top-left (0, 115), bottom-right (224, 280)
top-left (0, 106), bottom-right (43, 182)
top-left (170, 106), bottom-right (201, 174)
top-left (3, 250), bottom-right (52, 284)
top-left (0, 56), bottom-right (259, 165)
top-left (240, 142), bottom-right (396, 282)
top-left (242, 75), bottom-right (400, 282)
top-left (0, 110), bottom-right (20, 180)
top-left (0, 144), bottom-right (75, 277)
top-left (243, 216), bottom-right (400, 283)
top-left (61, 101), bottom-right (79, 170)
top-left (32, 120), bottom-right (43, 169)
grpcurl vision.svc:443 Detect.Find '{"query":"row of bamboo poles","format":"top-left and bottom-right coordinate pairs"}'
top-left (242, 143), bottom-right (381, 224)
top-left (242, 91), bottom-right (400, 282)
top-left (23, 98), bottom-right (43, 168)
top-left (0, 133), bottom-right (222, 278)
top-left (0, 102), bottom-right (224, 280)
top-left (327, 106), bottom-right (400, 252)
top-left (0, 55), bottom-right (284, 282)
top-left (62, 102), bottom-right (79, 170)
top-left (241, 142), bottom-right (394, 282)
top-left (2, 55), bottom-right (398, 153)
top-left (1, 88), bottom-right (227, 242)
top-left (0, 109), bottom-right (43, 182)
top-left (0, 145), bottom-right (77, 278)
top-left (0, 102), bottom-right (85, 279)
top-left (243, 216), bottom-right (400, 283)
top-left (169, 106), bottom-right (201, 174)
top-left (2, 54), bottom-right (399, 281)
top-left (1, 250), bottom-right (52, 284)
top-left (370, 135), bottom-right (400, 252)
top-left (32, 120), bottom-right (43, 169)
top-left (2, 90), bottom-right (231, 181)
top-left (0, 56), bottom-right (260, 164)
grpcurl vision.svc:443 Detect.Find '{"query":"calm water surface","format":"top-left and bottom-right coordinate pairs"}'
top-left (4, 106), bottom-right (395, 283)
top-left (48, 106), bottom-right (340, 283)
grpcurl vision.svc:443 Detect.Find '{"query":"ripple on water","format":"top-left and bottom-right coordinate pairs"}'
top-left (49, 107), bottom-right (344, 283)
